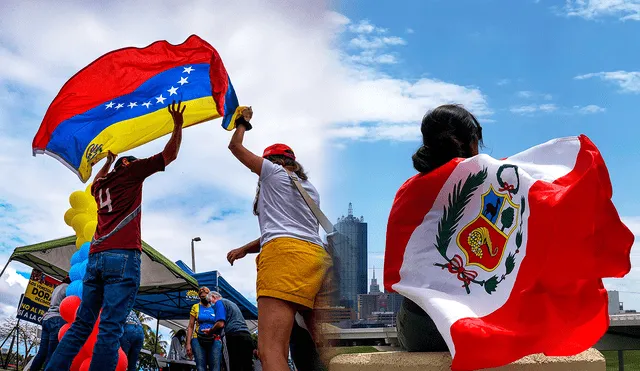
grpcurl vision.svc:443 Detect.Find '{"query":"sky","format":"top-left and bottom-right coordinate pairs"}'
top-left (0, 0), bottom-right (639, 342)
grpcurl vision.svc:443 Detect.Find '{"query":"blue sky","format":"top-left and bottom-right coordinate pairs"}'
top-left (327, 0), bottom-right (640, 308)
top-left (0, 0), bottom-right (638, 338)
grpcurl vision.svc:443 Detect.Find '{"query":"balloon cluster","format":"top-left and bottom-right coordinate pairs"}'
top-left (57, 186), bottom-right (128, 371)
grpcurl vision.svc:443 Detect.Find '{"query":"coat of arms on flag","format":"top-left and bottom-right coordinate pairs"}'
top-left (384, 135), bottom-right (634, 371)
top-left (435, 165), bottom-right (526, 295)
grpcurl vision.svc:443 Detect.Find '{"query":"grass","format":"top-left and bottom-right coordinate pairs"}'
top-left (319, 346), bottom-right (379, 365)
top-left (602, 350), bottom-right (640, 371)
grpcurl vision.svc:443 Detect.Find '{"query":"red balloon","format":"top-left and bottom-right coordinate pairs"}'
top-left (60, 296), bottom-right (82, 323)
top-left (71, 354), bottom-right (88, 371)
top-left (79, 320), bottom-right (100, 357)
top-left (78, 357), bottom-right (91, 371)
top-left (116, 348), bottom-right (128, 371)
top-left (58, 323), bottom-right (72, 341)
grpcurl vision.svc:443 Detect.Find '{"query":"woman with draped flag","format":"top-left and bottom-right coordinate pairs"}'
top-left (384, 104), bottom-right (633, 371)
top-left (33, 34), bottom-right (244, 182)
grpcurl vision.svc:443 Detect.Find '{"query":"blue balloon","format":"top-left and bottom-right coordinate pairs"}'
top-left (69, 261), bottom-right (87, 282)
top-left (70, 250), bottom-right (83, 266)
top-left (78, 242), bottom-right (91, 261)
top-left (66, 280), bottom-right (83, 299)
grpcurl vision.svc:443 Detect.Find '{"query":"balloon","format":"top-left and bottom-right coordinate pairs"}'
top-left (66, 280), bottom-right (83, 299)
top-left (85, 183), bottom-right (93, 195)
top-left (71, 213), bottom-right (91, 235)
top-left (79, 323), bottom-right (99, 357)
top-left (71, 250), bottom-right (83, 266)
top-left (60, 295), bottom-right (82, 323)
top-left (58, 323), bottom-right (71, 341)
top-left (83, 221), bottom-right (98, 242)
top-left (69, 261), bottom-right (88, 282)
top-left (73, 354), bottom-right (89, 371)
top-left (79, 242), bottom-right (91, 261)
top-left (70, 191), bottom-right (94, 211)
top-left (75, 236), bottom-right (89, 249)
top-left (116, 348), bottom-right (128, 371)
top-left (64, 208), bottom-right (79, 227)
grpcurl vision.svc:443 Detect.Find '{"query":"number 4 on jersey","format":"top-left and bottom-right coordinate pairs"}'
top-left (98, 188), bottom-right (113, 212)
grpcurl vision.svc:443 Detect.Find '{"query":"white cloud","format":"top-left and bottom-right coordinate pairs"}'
top-left (406, 28), bottom-right (415, 34)
top-left (0, 0), bottom-right (493, 320)
top-left (575, 71), bottom-right (640, 93)
top-left (497, 79), bottom-right (511, 86)
top-left (0, 266), bottom-right (29, 316)
top-left (348, 20), bottom-right (381, 34)
top-left (564, 0), bottom-right (640, 21)
top-left (510, 104), bottom-right (558, 114)
top-left (577, 104), bottom-right (606, 113)
top-left (516, 90), bottom-right (553, 100)
top-left (341, 18), bottom-right (406, 66)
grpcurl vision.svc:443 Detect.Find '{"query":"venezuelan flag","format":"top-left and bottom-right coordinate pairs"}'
top-left (33, 34), bottom-right (243, 182)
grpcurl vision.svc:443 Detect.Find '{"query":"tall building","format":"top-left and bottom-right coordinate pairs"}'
top-left (369, 266), bottom-right (381, 294)
top-left (334, 203), bottom-right (368, 312)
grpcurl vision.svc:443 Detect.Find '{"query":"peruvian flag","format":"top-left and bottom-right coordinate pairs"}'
top-left (384, 135), bottom-right (633, 370)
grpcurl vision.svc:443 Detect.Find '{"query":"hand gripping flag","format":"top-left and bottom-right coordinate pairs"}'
top-left (33, 35), bottom-right (243, 182)
top-left (384, 135), bottom-right (633, 371)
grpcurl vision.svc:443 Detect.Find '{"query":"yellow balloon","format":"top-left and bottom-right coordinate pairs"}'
top-left (86, 198), bottom-right (98, 213)
top-left (83, 221), bottom-right (98, 242)
top-left (64, 208), bottom-right (79, 227)
top-left (69, 191), bottom-right (87, 209)
top-left (75, 236), bottom-right (88, 249)
top-left (71, 213), bottom-right (91, 235)
top-left (85, 183), bottom-right (93, 195)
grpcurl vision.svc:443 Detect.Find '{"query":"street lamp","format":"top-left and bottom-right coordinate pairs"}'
top-left (191, 237), bottom-right (201, 272)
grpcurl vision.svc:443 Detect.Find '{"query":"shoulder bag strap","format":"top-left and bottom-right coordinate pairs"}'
top-left (284, 169), bottom-right (334, 234)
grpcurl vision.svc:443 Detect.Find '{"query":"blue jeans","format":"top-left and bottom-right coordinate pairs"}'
top-left (120, 324), bottom-right (144, 371)
top-left (45, 249), bottom-right (141, 371)
top-left (191, 337), bottom-right (221, 371)
top-left (30, 316), bottom-right (66, 370)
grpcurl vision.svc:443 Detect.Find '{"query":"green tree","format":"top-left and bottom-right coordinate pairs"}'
top-left (501, 207), bottom-right (515, 232)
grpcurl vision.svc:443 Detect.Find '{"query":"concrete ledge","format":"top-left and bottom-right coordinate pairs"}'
top-left (329, 348), bottom-right (605, 371)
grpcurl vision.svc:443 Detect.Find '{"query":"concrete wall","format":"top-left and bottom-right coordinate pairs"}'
top-left (329, 349), bottom-right (605, 371)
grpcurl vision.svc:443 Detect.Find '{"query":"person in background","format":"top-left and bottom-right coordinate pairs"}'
top-left (186, 287), bottom-right (222, 371)
top-left (46, 101), bottom-right (186, 371)
top-left (226, 107), bottom-right (332, 371)
top-left (206, 291), bottom-right (253, 371)
top-left (168, 329), bottom-right (188, 361)
top-left (120, 310), bottom-right (145, 371)
top-left (391, 104), bottom-right (483, 352)
top-left (30, 276), bottom-right (71, 370)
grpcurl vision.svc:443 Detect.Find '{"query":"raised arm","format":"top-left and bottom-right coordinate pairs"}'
top-left (228, 107), bottom-right (263, 175)
top-left (92, 151), bottom-right (116, 185)
top-left (227, 238), bottom-right (261, 266)
top-left (162, 101), bottom-right (186, 166)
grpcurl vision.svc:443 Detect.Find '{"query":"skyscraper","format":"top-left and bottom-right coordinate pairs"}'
top-left (334, 202), bottom-right (368, 312)
top-left (369, 266), bottom-right (381, 294)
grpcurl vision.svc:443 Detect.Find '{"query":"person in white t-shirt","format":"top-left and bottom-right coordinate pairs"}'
top-left (226, 108), bottom-right (331, 371)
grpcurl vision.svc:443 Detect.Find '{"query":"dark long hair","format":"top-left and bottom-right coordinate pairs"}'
top-left (253, 155), bottom-right (308, 216)
top-left (412, 104), bottom-right (483, 174)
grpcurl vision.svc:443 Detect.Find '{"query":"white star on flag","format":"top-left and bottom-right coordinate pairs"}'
top-left (128, 102), bottom-right (138, 109)
top-left (177, 77), bottom-right (189, 85)
top-left (105, 102), bottom-right (114, 109)
top-left (167, 86), bottom-right (178, 96)
top-left (115, 103), bottom-right (124, 109)
top-left (156, 95), bottom-right (166, 104)
top-left (142, 102), bottom-right (152, 108)
top-left (183, 66), bottom-right (194, 74)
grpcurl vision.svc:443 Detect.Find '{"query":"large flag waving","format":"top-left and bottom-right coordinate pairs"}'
top-left (384, 135), bottom-right (633, 371)
top-left (33, 34), bottom-right (242, 182)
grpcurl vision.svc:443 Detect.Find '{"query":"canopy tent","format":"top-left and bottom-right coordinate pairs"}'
top-left (1, 236), bottom-right (198, 294)
top-left (134, 260), bottom-right (258, 327)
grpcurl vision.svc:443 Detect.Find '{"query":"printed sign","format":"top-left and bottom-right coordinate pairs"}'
top-left (16, 270), bottom-right (61, 325)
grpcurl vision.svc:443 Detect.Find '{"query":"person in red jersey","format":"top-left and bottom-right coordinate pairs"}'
top-left (46, 101), bottom-right (186, 371)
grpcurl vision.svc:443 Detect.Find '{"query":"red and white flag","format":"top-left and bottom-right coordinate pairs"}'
top-left (384, 135), bottom-right (633, 370)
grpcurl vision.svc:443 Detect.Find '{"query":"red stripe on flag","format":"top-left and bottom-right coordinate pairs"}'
top-left (449, 135), bottom-right (634, 371)
top-left (384, 159), bottom-right (464, 292)
top-left (33, 35), bottom-right (224, 152)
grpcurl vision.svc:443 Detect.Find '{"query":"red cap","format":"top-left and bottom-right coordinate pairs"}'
top-left (263, 143), bottom-right (295, 160)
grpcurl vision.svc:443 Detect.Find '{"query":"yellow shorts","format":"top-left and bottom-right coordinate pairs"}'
top-left (256, 237), bottom-right (332, 309)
